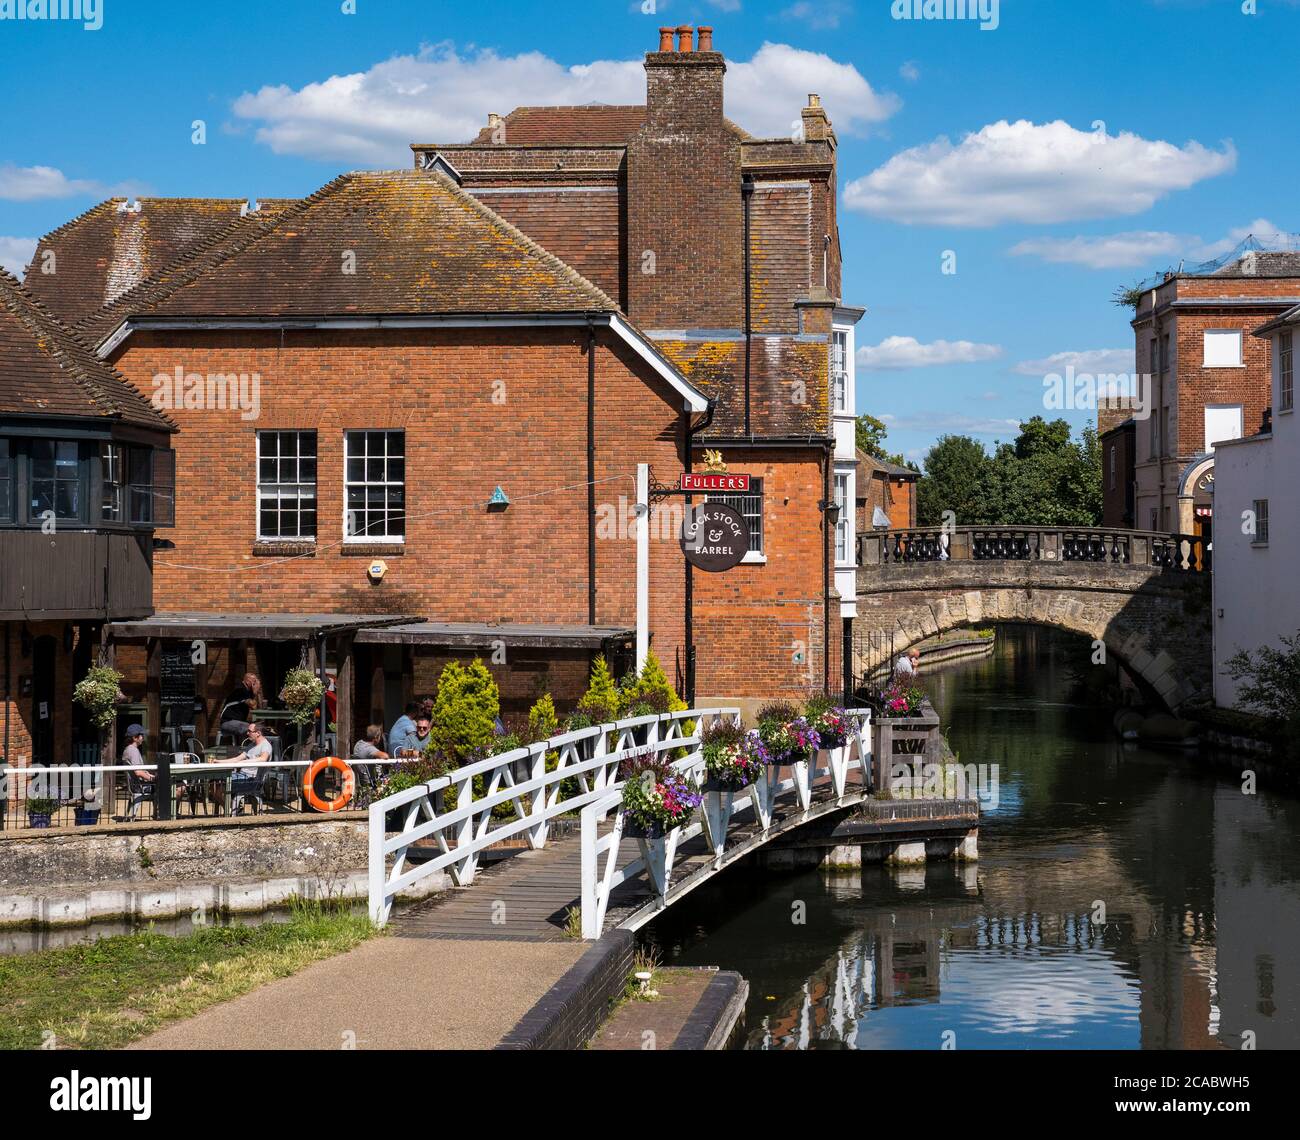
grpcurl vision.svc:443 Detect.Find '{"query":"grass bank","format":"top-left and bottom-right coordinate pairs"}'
top-left (0, 899), bottom-right (375, 1050)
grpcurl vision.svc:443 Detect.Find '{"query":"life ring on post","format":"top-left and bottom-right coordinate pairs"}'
top-left (302, 757), bottom-right (355, 812)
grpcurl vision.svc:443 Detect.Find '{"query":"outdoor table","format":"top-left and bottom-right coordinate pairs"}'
top-left (170, 750), bottom-right (246, 816)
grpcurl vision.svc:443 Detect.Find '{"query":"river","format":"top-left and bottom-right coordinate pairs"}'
top-left (653, 624), bottom-right (1300, 1050)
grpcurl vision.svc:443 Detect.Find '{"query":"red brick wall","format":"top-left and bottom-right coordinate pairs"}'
top-left (108, 325), bottom-right (688, 685)
top-left (627, 53), bottom-right (744, 329)
top-left (1173, 312), bottom-right (1274, 457)
top-left (691, 447), bottom-right (833, 702)
top-left (1, 620), bottom-right (79, 777)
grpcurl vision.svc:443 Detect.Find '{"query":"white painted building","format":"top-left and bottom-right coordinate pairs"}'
top-left (832, 306), bottom-right (866, 624)
top-left (1212, 303), bottom-right (1299, 708)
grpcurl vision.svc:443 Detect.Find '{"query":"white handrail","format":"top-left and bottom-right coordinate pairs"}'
top-left (578, 708), bottom-right (874, 937)
top-left (367, 707), bottom-right (732, 926)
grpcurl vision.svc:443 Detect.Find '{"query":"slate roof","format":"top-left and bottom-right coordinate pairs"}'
top-left (462, 104), bottom-right (751, 146)
top-left (23, 197), bottom-right (296, 324)
top-left (96, 170), bottom-right (619, 328)
top-left (0, 269), bottom-right (174, 431)
top-left (856, 448), bottom-right (918, 479)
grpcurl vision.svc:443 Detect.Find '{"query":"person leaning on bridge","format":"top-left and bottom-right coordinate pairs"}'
top-left (895, 649), bottom-right (921, 679)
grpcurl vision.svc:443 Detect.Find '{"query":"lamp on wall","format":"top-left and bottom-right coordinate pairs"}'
top-left (818, 498), bottom-right (841, 526)
top-left (487, 486), bottom-right (510, 512)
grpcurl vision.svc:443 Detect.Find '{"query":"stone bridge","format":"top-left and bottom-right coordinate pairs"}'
top-left (854, 527), bottom-right (1212, 710)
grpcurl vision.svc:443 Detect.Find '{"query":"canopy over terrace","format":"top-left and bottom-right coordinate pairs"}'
top-left (354, 622), bottom-right (636, 717)
top-left (105, 612), bottom-right (420, 756)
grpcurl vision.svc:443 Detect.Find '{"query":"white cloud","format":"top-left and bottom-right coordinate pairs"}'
top-left (1010, 218), bottom-right (1292, 270)
top-left (780, 1), bottom-right (852, 29)
top-left (857, 335), bottom-right (1003, 370)
top-left (232, 40), bottom-right (897, 164)
top-left (1013, 348), bottom-right (1135, 377)
top-left (882, 411), bottom-right (1022, 435)
top-left (0, 236), bottom-right (38, 276)
top-left (899, 60), bottom-right (920, 82)
top-left (1189, 217), bottom-right (1283, 261)
top-left (1009, 230), bottom-right (1187, 269)
top-left (0, 164), bottom-right (101, 201)
top-left (844, 120), bottom-right (1235, 227)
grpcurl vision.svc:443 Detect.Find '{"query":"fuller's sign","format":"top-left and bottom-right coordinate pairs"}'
top-left (680, 502), bottom-right (750, 572)
top-left (679, 472), bottom-right (751, 493)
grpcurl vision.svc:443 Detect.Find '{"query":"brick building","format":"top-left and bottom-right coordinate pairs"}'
top-left (1, 269), bottom-right (174, 780)
top-left (416, 25), bottom-right (865, 708)
top-left (1128, 249), bottom-right (1300, 543)
top-left (26, 23), bottom-right (863, 745)
top-left (857, 449), bottom-right (918, 531)
top-left (1100, 418), bottom-right (1136, 528)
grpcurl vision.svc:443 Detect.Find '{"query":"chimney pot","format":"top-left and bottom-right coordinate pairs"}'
top-left (808, 93), bottom-right (820, 107)
top-left (487, 112), bottom-right (501, 127)
top-left (658, 26), bottom-right (674, 52)
top-left (697, 26), bottom-right (714, 52)
top-left (676, 24), bottom-right (694, 53)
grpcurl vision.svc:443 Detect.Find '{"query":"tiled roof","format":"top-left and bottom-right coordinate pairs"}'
top-left (657, 334), bottom-right (829, 438)
top-left (101, 170), bottom-right (618, 326)
top-left (464, 104), bottom-right (750, 145)
top-left (23, 197), bottom-right (289, 324)
top-left (856, 448), bottom-right (918, 479)
top-left (0, 269), bottom-right (174, 431)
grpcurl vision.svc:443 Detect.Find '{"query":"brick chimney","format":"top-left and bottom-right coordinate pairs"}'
top-left (627, 25), bottom-right (743, 329)
top-left (800, 93), bottom-right (833, 143)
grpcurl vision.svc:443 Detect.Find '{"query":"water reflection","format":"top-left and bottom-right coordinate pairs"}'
top-left (655, 625), bottom-right (1300, 1050)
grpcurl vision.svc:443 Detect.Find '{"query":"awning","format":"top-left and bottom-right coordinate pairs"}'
top-left (354, 622), bottom-right (634, 650)
top-left (106, 612), bottom-right (421, 641)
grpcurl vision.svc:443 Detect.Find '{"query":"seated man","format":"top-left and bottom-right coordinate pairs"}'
top-left (352, 724), bottom-right (390, 786)
top-left (230, 721), bottom-right (274, 777)
top-left (387, 702), bottom-right (421, 755)
top-left (219, 672), bottom-right (265, 739)
top-left (411, 714), bottom-right (432, 753)
top-left (123, 724), bottom-right (151, 780)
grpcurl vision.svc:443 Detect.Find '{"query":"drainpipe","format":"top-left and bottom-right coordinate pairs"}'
top-left (586, 320), bottom-right (598, 625)
top-left (682, 400), bottom-right (716, 705)
top-left (1151, 288), bottom-right (1166, 529)
top-left (742, 179), bottom-right (754, 437)
top-left (3, 624), bottom-right (8, 830)
top-left (823, 447), bottom-right (832, 696)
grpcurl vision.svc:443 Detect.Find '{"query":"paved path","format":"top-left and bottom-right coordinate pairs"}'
top-left (129, 933), bottom-right (584, 1050)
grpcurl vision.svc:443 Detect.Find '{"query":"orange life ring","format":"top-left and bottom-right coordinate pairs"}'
top-left (302, 757), bottom-right (355, 812)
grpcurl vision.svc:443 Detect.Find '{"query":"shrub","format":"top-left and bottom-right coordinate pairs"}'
top-left (526, 694), bottom-right (559, 745)
top-left (577, 655), bottom-right (621, 721)
top-left (428, 659), bottom-right (500, 761)
top-left (622, 648), bottom-right (686, 715)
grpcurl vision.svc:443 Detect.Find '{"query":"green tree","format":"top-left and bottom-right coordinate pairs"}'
top-left (577, 654), bottom-right (620, 721)
top-left (428, 659), bottom-right (499, 760)
top-left (525, 693), bottom-right (559, 744)
top-left (986, 417), bottom-right (1102, 526)
top-left (916, 434), bottom-right (993, 525)
top-left (622, 648), bottom-right (687, 714)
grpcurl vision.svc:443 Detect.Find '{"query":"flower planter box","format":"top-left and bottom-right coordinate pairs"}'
top-left (27, 814), bottom-right (52, 829)
top-left (700, 784), bottom-right (735, 863)
top-left (871, 701), bottom-right (941, 793)
top-left (74, 809), bottom-right (101, 827)
top-left (789, 750), bottom-right (816, 811)
top-left (749, 765), bottom-right (779, 830)
top-left (623, 817), bottom-right (684, 896)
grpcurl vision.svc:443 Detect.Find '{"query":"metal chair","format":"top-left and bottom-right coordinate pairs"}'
top-left (229, 766), bottom-right (269, 817)
top-left (172, 752), bottom-right (210, 817)
top-left (125, 771), bottom-right (155, 820)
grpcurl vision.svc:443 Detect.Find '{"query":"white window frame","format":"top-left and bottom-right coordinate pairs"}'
top-left (1203, 404), bottom-right (1243, 452)
top-left (343, 430), bottom-right (405, 544)
top-left (831, 330), bottom-right (850, 414)
top-left (1203, 329), bottom-right (1243, 368)
top-left (706, 477), bottom-right (764, 561)
top-left (833, 470), bottom-right (852, 566)
top-left (256, 430), bottom-right (318, 542)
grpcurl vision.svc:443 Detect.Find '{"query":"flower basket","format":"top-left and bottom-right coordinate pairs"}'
top-left (28, 813), bottom-right (52, 829)
top-left (279, 666), bottom-right (325, 728)
top-left (619, 750), bottom-right (700, 896)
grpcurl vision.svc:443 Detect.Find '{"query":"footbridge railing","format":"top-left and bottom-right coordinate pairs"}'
top-left (368, 708), bottom-right (728, 927)
top-left (368, 706), bottom-right (874, 933)
top-left (857, 526), bottom-right (1209, 573)
top-left (578, 709), bottom-right (873, 938)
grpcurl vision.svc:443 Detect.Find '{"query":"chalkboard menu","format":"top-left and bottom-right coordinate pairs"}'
top-left (161, 643), bottom-right (197, 716)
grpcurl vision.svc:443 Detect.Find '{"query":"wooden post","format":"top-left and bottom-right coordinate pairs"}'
top-left (145, 637), bottom-right (161, 758)
top-left (338, 634), bottom-right (355, 758)
top-left (194, 651), bottom-right (210, 746)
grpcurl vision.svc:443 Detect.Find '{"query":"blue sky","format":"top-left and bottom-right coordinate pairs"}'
top-left (3, 0), bottom-right (1296, 463)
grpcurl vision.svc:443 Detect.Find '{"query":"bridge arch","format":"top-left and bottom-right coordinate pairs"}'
top-left (854, 528), bottom-right (1212, 710)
